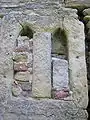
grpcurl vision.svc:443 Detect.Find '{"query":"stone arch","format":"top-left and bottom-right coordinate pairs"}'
top-left (51, 27), bottom-right (69, 99)
top-left (19, 22), bottom-right (35, 39)
top-left (12, 22), bottom-right (34, 98)
top-left (51, 27), bottom-right (68, 59)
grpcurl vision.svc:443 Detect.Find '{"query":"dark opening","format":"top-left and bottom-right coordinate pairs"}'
top-left (51, 27), bottom-right (69, 99)
top-left (51, 27), bottom-right (68, 59)
top-left (19, 23), bottom-right (34, 39)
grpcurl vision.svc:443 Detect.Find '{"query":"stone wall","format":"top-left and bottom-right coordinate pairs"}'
top-left (0, 0), bottom-right (89, 120)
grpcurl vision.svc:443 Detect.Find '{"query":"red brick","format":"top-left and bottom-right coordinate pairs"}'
top-left (54, 90), bottom-right (69, 99)
top-left (14, 46), bottom-right (30, 52)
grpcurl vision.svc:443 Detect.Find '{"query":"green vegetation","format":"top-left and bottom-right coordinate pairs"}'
top-left (52, 27), bottom-right (67, 44)
top-left (19, 22), bottom-right (35, 39)
top-left (0, 14), bottom-right (4, 19)
top-left (84, 16), bottom-right (90, 23)
top-left (51, 27), bottom-right (68, 56)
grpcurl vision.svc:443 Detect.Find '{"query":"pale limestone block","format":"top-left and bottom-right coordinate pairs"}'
top-left (52, 57), bottom-right (69, 90)
top-left (64, 17), bottom-right (88, 108)
top-left (32, 32), bottom-right (51, 98)
top-left (15, 71), bottom-right (32, 83)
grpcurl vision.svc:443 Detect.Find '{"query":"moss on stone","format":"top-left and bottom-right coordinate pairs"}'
top-left (65, 3), bottom-right (89, 12)
top-left (43, 26), bottom-right (59, 33)
top-left (13, 54), bottom-right (28, 62)
top-left (0, 14), bottom-right (4, 19)
top-left (84, 16), bottom-right (90, 23)
top-left (19, 22), bottom-right (35, 39)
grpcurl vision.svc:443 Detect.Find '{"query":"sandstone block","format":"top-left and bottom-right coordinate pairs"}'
top-left (13, 54), bottom-right (28, 62)
top-left (14, 71), bottom-right (32, 82)
top-left (18, 81), bottom-right (32, 91)
top-left (32, 32), bottom-right (51, 98)
top-left (52, 57), bottom-right (69, 91)
top-left (64, 18), bottom-right (88, 108)
top-left (14, 62), bottom-right (28, 71)
top-left (12, 85), bottom-right (22, 97)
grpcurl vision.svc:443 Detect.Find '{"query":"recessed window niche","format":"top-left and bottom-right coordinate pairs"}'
top-left (51, 27), bottom-right (69, 99)
top-left (19, 23), bottom-right (34, 39)
top-left (12, 23), bottom-right (34, 98)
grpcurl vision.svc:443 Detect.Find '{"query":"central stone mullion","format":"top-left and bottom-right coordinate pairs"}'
top-left (32, 32), bottom-right (51, 98)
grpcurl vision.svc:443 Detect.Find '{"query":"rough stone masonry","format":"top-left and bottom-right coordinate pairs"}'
top-left (0, 0), bottom-right (89, 120)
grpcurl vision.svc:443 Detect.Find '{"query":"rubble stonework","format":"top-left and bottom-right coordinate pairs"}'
top-left (12, 36), bottom-right (33, 97)
top-left (32, 32), bottom-right (51, 98)
top-left (0, 0), bottom-right (89, 120)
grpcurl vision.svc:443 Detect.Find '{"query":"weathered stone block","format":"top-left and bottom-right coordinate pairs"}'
top-left (32, 32), bottom-right (51, 98)
top-left (14, 62), bottom-right (28, 71)
top-left (13, 54), bottom-right (28, 62)
top-left (18, 81), bottom-right (32, 91)
top-left (52, 57), bottom-right (69, 91)
top-left (14, 71), bottom-right (32, 82)
top-left (64, 18), bottom-right (88, 108)
top-left (12, 85), bottom-right (22, 97)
